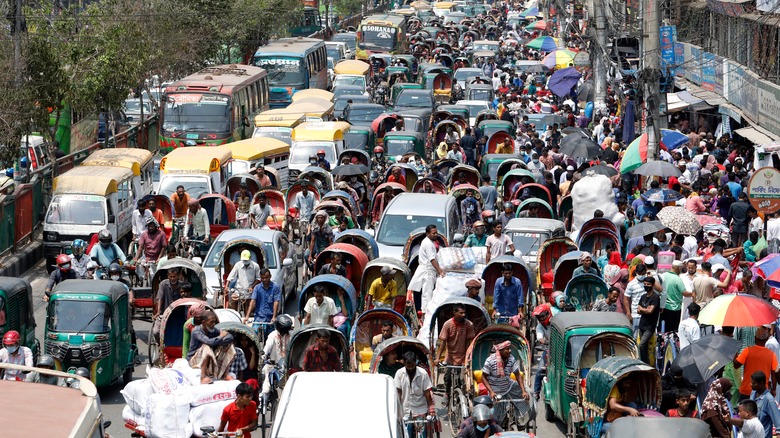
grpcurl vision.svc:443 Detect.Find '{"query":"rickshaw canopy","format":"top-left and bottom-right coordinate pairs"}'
top-left (334, 60), bottom-right (371, 76)
top-left (565, 273), bottom-right (610, 311)
top-left (359, 257), bottom-right (412, 308)
top-left (216, 236), bottom-right (268, 273)
top-left (333, 229), bottom-right (380, 260)
top-left (298, 274), bottom-right (357, 317)
top-left (369, 336), bottom-right (431, 374)
top-left (286, 324), bottom-right (350, 373)
top-left (292, 121), bottom-right (351, 142)
top-left (412, 177), bottom-right (447, 193)
top-left (291, 89), bottom-right (335, 102)
top-left (584, 356), bottom-right (661, 415)
top-left (481, 256), bottom-right (534, 314)
top-left (515, 198), bottom-right (555, 219)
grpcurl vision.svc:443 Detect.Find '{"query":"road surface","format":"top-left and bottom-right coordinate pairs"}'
top-left (23, 260), bottom-right (566, 437)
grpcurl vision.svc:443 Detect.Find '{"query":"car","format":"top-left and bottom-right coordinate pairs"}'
top-left (375, 193), bottom-right (460, 259)
top-left (334, 94), bottom-right (370, 119)
top-left (325, 41), bottom-right (348, 62)
top-left (504, 218), bottom-right (565, 273)
top-left (453, 67), bottom-right (484, 86)
top-left (202, 229), bottom-right (298, 306)
top-left (332, 76), bottom-right (369, 94)
top-left (451, 99), bottom-right (489, 126)
top-left (390, 89), bottom-right (436, 113)
top-left (343, 103), bottom-right (385, 125)
top-left (123, 98), bottom-right (154, 122)
top-left (331, 32), bottom-right (357, 59)
top-left (333, 84), bottom-right (367, 100)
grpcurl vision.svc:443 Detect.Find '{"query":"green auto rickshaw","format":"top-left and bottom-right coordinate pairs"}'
top-left (384, 131), bottom-right (425, 161)
top-left (0, 277), bottom-right (38, 359)
top-left (480, 154), bottom-right (520, 186)
top-left (45, 279), bottom-right (136, 387)
top-left (390, 83), bottom-right (423, 108)
top-left (543, 312), bottom-right (637, 434)
top-left (345, 125), bottom-right (376, 152)
top-left (386, 66), bottom-right (413, 86)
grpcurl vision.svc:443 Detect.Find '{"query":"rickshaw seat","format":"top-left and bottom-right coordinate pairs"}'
top-left (473, 370), bottom-right (519, 384)
top-left (359, 347), bottom-right (373, 372)
top-left (164, 346), bottom-right (182, 364)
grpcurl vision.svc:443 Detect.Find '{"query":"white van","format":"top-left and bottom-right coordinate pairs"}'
top-left (80, 147), bottom-right (155, 198)
top-left (271, 372), bottom-right (404, 438)
top-left (43, 165), bottom-right (135, 269)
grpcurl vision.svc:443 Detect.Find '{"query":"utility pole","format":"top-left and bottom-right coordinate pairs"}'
top-left (593, 0), bottom-right (607, 109)
top-left (642, 0), bottom-right (662, 160)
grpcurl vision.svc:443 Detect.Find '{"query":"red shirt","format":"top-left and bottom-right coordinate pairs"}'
top-left (221, 400), bottom-right (257, 438)
top-left (303, 344), bottom-right (341, 372)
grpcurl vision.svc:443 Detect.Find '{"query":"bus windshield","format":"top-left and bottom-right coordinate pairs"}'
top-left (46, 195), bottom-right (106, 226)
top-left (162, 94), bottom-right (230, 134)
top-left (360, 25), bottom-right (398, 52)
top-left (253, 127), bottom-right (293, 144)
top-left (256, 57), bottom-right (306, 88)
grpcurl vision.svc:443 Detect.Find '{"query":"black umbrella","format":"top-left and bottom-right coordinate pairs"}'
top-left (625, 220), bottom-right (666, 239)
top-left (671, 334), bottom-right (742, 384)
top-left (526, 64), bottom-right (549, 74)
top-left (561, 126), bottom-right (589, 136)
top-left (633, 160), bottom-right (681, 178)
top-left (581, 164), bottom-right (618, 178)
top-left (559, 134), bottom-right (602, 159)
top-left (331, 164), bottom-right (369, 176)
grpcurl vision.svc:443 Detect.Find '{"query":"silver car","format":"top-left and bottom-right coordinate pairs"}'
top-left (202, 229), bottom-right (298, 307)
top-left (504, 218), bottom-right (566, 272)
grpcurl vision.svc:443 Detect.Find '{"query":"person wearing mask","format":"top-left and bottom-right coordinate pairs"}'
top-left (0, 330), bottom-right (33, 380)
top-left (660, 260), bottom-right (687, 332)
top-left (261, 315), bottom-right (292, 395)
top-left (171, 185), bottom-right (191, 219)
top-left (464, 221), bottom-right (488, 248)
top-left (89, 229), bottom-right (127, 272)
top-left (527, 152), bottom-right (545, 183)
top-left (135, 217), bottom-right (167, 282)
top-left (44, 254), bottom-right (78, 301)
top-left (456, 402), bottom-right (503, 438)
top-left (226, 250), bottom-right (261, 312)
top-left (131, 198), bottom-right (153, 242)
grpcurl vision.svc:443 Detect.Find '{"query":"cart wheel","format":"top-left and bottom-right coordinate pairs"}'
top-left (448, 388), bottom-right (466, 435)
top-left (147, 326), bottom-right (160, 367)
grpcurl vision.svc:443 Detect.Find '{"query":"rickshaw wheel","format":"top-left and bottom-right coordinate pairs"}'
top-left (147, 328), bottom-right (160, 367)
top-left (448, 388), bottom-right (467, 435)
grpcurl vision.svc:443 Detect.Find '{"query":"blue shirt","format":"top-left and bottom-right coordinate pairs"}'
top-left (493, 277), bottom-right (524, 316)
top-left (251, 281), bottom-right (282, 322)
top-left (727, 181), bottom-right (743, 199)
top-left (751, 389), bottom-right (780, 438)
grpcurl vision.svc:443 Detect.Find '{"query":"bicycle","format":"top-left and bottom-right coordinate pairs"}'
top-left (495, 389), bottom-right (535, 434)
top-left (259, 359), bottom-right (284, 438)
top-left (436, 363), bottom-right (467, 435)
top-left (403, 415), bottom-right (440, 438)
top-left (251, 321), bottom-right (276, 347)
top-left (655, 330), bottom-right (679, 375)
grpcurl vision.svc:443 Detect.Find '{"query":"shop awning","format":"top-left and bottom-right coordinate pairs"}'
top-left (677, 91), bottom-right (714, 111)
top-left (734, 127), bottom-right (777, 145)
top-left (665, 92), bottom-right (690, 113)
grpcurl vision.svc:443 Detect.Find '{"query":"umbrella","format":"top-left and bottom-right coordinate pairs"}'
top-left (330, 164), bottom-right (369, 176)
top-left (520, 6), bottom-right (540, 17)
top-left (525, 36), bottom-right (560, 52)
top-left (559, 134), bottom-right (602, 159)
top-left (525, 20), bottom-right (546, 31)
top-left (625, 220), bottom-right (666, 239)
top-left (619, 131), bottom-right (670, 174)
top-left (547, 67), bottom-right (582, 98)
top-left (526, 64), bottom-right (549, 74)
top-left (633, 160), bottom-right (681, 178)
top-left (577, 82), bottom-right (594, 103)
top-left (671, 334), bottom-right (742, 384)
top-left (660, 129), bottom-right (690, 150)
top-left (753, 253), bottom-right (780, 279)
top-left (641, 188), bottom-right (683, 203)
top-left (767, 269), bottom-right (780, 289)
top-left (562, 126), bottom-right (589, 136)
top-left (541, 49), bottom-right (577, 69)
top-left (698, 293), bottom-right (780, 326)
top-left (657, 206), bottom-right (702, 236)
top-left (581, 164), bottom-right (618, 177)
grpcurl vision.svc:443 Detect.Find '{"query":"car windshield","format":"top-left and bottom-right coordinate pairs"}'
top-left (565, 335), bottom-right (589, 368)
top-left (509, 232), bottom-right (545, 257)
top-left (346, 107), bottom-right (384, 123)
top-left (159, 175), bottom-right (211, 199)
top-left (454, 69), bottom-right (480, 83)
top-left (334, 77), bottom-right (366, 89)
top-left (402, 117), bottom-right (423, 132)
top-left (46, 195), bottom-right (106, 226)
top-left (345, 132), bottom-right (368, 149)
top-left (334, 86), bottom-right (365, 98)
top-left (377, 214), bottom-right (446, 246)
top-left (290, 143), bottom-right (336, 165)
top-left (255, 57), bottom-right (306, 88)
top-left (203, 241), bottom-right (277, 269)
top-left (333, 34), bottom-right (356, 50)
top-left (162, 94), bottom-right (230, 134)
top-left (359, 25), bottom-right (399, 52)
top-left (463, 103), bottom-right (489, 117)
top-left (385, 138), bottom-right (416, 156)
top-left (326, 47), bottom-right (341, 60)
top-left (124, 100), bottom-right (152, 114)
top-left (49, 300), bottom-right (111, 333)
top-left (253, 127), bottom-right (293, 145)
top-left (395, 92), bottom-right (432, 109)
top-left (469, 90), bottom-right (492, 101)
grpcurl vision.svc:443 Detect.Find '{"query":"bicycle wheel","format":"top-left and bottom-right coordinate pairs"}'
top-left (448, 387), bottom-right (466, 435)
top-left (147, 326), bottom-right (160, 366)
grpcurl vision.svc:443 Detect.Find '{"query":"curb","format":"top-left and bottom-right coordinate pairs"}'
top-left (0, 240), bottom-right (43, 277)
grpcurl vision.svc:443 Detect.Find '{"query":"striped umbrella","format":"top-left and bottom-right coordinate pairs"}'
top-left (698, 293), bottom-right (780, 327)
top-left (619, 131), bottom-right (669, 174)
top-left (525, 36), bottom-right (560, 52)
top-left (542, 49), bottom-right (577, 69)
top-left (520, 6), bottom-right (540, 17)
top-left (525, 20), bottom-right (547, 31)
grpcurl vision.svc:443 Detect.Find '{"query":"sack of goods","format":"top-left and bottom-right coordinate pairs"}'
top-left (437, 247), bottom-right (477, 271)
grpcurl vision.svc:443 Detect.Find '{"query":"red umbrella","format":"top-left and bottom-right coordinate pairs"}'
top-left (698, 293), bottom-right (780, 327)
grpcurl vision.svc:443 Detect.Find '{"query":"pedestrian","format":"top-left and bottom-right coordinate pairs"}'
top-left (637, 276), bottom-right (660, 365)
top-left (660, 260), bottom-right (687, 332)
top-left (485, 222), bottom-right (514, 264)
top-left (734, 328), bottom-right (779, 402)
top-left (407, 225), bottom-right (446, 312)
top-left (678, 302), bottom-right (701, 350)
top-left (701, 378), bottom-right (734, 437)
top-left (748, 370), bottom-right (780, 438)
top-left (725, 399), bottom-right (764, 438)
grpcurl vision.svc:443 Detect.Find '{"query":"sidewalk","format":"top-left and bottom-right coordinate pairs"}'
top-left (0, 231), bottom-right (43, 277)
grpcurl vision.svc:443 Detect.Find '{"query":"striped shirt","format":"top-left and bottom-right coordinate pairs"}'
top-left (482, 354), bottom-right (519, 394)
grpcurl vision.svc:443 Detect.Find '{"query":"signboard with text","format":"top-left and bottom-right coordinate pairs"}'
top-left (748, 167), bottom-right (780, 213)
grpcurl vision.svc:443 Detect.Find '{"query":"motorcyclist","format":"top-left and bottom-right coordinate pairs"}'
top-left (481, 209), bottom-right (497, 235)
top-left (261, 314), bottom-right (293, 397)
top-left (316, 149), bottom-right (331, 171)
top-left (69, 239), bottom-right (91, 278)
top-left (456, 404), bottom-right (502, 437)
top-left (66, 367), bottom-right (91, 389)
top-left (533, 303), bottom-right (553, 400)
top-left (88, 229), bottom-right (127, 274)
top-left (457, 396), bottom-right (501, 434)
top-left (25, 354), bottom-right (66, 386)
top-left (44, 254), bottom-right (78, 301)
top-left (0, 331), bottom-right (33, 380)
top-left (372, 146), bottom-right (386, 173)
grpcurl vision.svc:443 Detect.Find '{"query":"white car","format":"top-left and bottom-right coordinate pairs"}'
top-left (454, 100), bottom-right (490, 126)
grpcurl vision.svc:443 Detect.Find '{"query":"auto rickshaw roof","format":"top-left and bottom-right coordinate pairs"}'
top-left (550, 311), bottom-right (632, 334)
top-left (226, 138), bottom-right (290, 161)
top-left (254, 109), bottom-right (306, 128)
top-left (51, 279), bottom-right (128, 302)
top-left (291, 89), bottom-right (335, 103)
top-left (0, 276), bottom-right (32, 298)
top-left (333, 60), bottom-right (371, 76)
top-left (293, 121), bottom-right (351, 141)
top-left (286, 99), bottom-right (335, 117)
top-left (159, 146), bottom-right (232, 174)
top-left (505, 218), bottom-right (564, 233)
top-left (81, 148), bottom-right (153, 177)
top-left (53, 165), bottom-right (135, 196)
top-left (384, 131), bottom-right (424, 141)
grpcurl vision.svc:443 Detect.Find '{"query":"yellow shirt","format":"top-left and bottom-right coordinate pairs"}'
top-left (369, 278), bottom-right (397, 305)
top-left (496, 142), bottom-right (514, 154)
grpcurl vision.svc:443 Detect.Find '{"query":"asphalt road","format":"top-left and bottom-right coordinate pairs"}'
top-left (23, 260), bottom-right (566, 438)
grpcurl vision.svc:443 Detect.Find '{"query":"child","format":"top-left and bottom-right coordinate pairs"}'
top-left (666, 389), bottom-right (696, 418)
top-left (725, 399), bottom-right (763, 438)
top-left (219, 382), bottom-right (258, 437)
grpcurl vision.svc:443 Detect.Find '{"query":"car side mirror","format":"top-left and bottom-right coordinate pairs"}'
top-left (108, 214), bottom-right (115, 224)
top-left (283, 258), bottom-right (293, 267)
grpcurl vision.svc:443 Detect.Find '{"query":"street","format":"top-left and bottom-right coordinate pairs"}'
top-left (23, 261), bottom-right (566, 437)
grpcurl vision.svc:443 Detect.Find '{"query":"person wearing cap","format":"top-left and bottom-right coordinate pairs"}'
top-left (184, 198), bottom-right (210, 244)
top-left (693, 261), bottom-right (731, 309)
top-left (233, 182), bottom-right (253, 228)
top-left (464, 221), bottom-right (488, 248)
top-left (734, 327), bottom-right (779, 402)
top-left (480, 340), bottom-right (529, 425)
top-left (558, 165), bottom-right (575, 186)
top-left (660, 260), bottom-right (687, 332)
top-left (226, 249), bottom-right (261, 311)
top-left (253, 165), bottom-right (273, 188)
top-left (244, 268), bottom-right (280, 337)
top-left (464, 278), bottom-right (482, 302)
top-left (572, 252), bottom-right (601, 279)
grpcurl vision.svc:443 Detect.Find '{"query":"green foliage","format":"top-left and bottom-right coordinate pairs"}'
top-left (333, 0), bottom-right (363, 17)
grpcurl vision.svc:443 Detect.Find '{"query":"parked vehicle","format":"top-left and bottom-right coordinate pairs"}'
top-left (0, 277), bottom-right (38, 360)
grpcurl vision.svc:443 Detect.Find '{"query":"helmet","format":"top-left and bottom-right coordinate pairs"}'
top-left (275, 314), bottom-right (293, 334)
top-left (481, 209), bottom-right (495, 218)
top-left (108, 263), bottom-right (122, 275)
top-left (453, 233), bottom-right (465, 243)
top-left (309, 155), bottom-right (317, 163)
top-left (374, 146), bottom-right (384, 155)
top-left (533, 303), bottom-right (553, 326)
top-left (472, 404), bottom-right (492, 422)
top-left (74, 367), bottom-right (90, 378)
top-left (56, 254), bottom-right (71, 271)
top-left (2, 330), bottom-right (20, 345)
top-left (369, 171), bottom-right (380, 184)
top-left (473, 395), bottom-right (494, 407)
top-left (317, 149), bottom-right (326, 156)
top-left (503, 201), bottom-right (513, 210)
top-left (37, 354), bottom-right (55, 368)
top-left (72, 239), bottom-right (86, 256)
top-left (98, 229), bottom-right (112, 244)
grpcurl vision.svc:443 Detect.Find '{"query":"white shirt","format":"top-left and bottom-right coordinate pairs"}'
top-left (740, 417), bottom-right (764, 438)
top-left (750, 217), bottom-right (764, 236)
top-left (624, 279), bottom-right (646, 318)
top-left (682, 236), bottom-right (699, 260)
top-left (767, 218), bottom-right (780, 242)
top-left (678, 317), bottom-right (701, 350)
top-left (226, 260), bottom-right (261, 293)
top-left (486, 233), bottom-right (513, 260)
top-left (263, 330), bottom-right (290, 364)
top-left (446, 150), bottom-right (463, 163)
top-left (131, 209), bottom-right (153, 237)
top-left (0, 346), bottom-right (33, 380)
top-left (185, 208), bottom-right (210, 238)
top-left (304, 296), bottom-right (337, 325)
top-left (766, 336), bottom-right (780, 365)
top-left (418, 238), bottom-right (438, 274)
top-left (394, 366), bottom-right (432, 416)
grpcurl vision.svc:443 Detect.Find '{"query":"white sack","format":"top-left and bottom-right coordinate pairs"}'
top-left (121, 378), bottom-right (155, 414)
top-left (144, 391), bottom-right (191, 438)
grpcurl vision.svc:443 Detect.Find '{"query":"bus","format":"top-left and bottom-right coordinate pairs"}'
top-left (253, 37), bottom-right (328, 108)
top-left (159, 64), bottom-right (269, 151)
top-left (355, 14), bottom-right (408, 60)
top-left (289, 7), bottom-right (322, 37)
